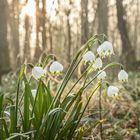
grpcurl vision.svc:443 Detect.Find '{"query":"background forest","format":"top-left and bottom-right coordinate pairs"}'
top-left (0, 0), bottom-right (140, 140)
top-left (0, 0), bottom-right (140, 80)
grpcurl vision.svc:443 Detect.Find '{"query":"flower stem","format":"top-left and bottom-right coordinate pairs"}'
top-left (99, 82), bottom-right (103, 140)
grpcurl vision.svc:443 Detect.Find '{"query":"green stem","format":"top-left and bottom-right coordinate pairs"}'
top-left (99, 83), bottom-right (103, 140)
top-left (15, 81), bottom-right (20, 130)
top-left (70, 82), bottom-right (101, 137)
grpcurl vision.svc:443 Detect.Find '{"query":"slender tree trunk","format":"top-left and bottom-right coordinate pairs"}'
top-left (49, 22), bottom-right (53, 54)
top-left (0, 0), bottom-right (10, 84)
top-left (97, 0), bottom-right (108, 36)
top-left (41, 0), bottom-right (47, 50)
top-left (116, 0), bottom-right (136, 70)
top-left (9, 0), bottom-right (20, 69)
top-left (34, 0), bottom-right (42, 60)
top-left (24, 14), bottom-right (30, 62)
top-left (81, 0), bottom-right (89, 45)
top-left (66, 11), bottom-right (71, 64)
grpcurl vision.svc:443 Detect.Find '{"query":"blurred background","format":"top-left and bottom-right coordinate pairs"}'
top-left (0, 0), bottom-right (140, 83)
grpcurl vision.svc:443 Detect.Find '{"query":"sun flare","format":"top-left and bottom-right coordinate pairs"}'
top-left (25, 0), bottom-right (36, 17)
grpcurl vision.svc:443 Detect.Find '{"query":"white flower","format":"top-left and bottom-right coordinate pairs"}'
top-left (107, 86), bottom-right (119, 97)
top-left (32, 66), bottom-right (46, 79)
top-left (31, 89), bottom-right (37, 98)
top-left (92, 57), bottom-right (103, 70)
top-left (118, 70), bottom-right (128, 82)
top-left (49, 61), bottom-right (63, 73)
top-left (82, 51), bottom-right (95, 62)
top-left (97, 41), bottom-right (114, 58)
top-left (97, 70), bottom-right (106, 80)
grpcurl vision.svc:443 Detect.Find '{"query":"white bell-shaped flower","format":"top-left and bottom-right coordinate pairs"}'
top-left (107, 86), bottom-right (119, 97)
top-left (118, 70), bottom-right (128, 83)
top-left (49, 61), bottom-right (63, 73)
top-left (97, 70), bottom-right (106, 80)
top-left (32, 66), bottom-right (46, 79)
top-left (97, 41), bottom-right (114, 58)
top-left (82, 51), bottom-right (95, 62)
top-left (92, 57), bottom-right (103, 70)
top-left (31, 89), bottom-right (37, 98)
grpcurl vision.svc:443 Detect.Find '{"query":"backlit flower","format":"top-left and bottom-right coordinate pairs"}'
top-left (97, 41), bottom-right (114, 58)
top-left (82, 51), bottom-right (95, 62)
top-left (118, 70), bottom-right (128, 83)
top-left (49, 61), bottom-right (63, 73)
top-left (107, 86), bottom-right (119, 97)
top-left (32, 66), bottom-right (46, 80)
top-left (92, 57), bottom-right (103, 70)
top-left (97, 70), bottom-right (106, 80)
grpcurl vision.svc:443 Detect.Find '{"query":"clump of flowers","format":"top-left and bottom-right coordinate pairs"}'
top-left (0, 35), bottom-right (129, 140)
top-left (81, 40), bottom-right (128, 97)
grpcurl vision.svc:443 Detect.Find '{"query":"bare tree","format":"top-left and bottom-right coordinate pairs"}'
top-left (66, 3), bottom-right (72, 64)
top-left (24, 13), bottom-right (31, 62)
top-left (9, 0), bottom-right (20, 68)
top-left (116, 0), bottom-right (136, 70)
top-left (81, 0), bottom-right (89, 44)
top-left (23, 0), bottom-right (31, 62)
top-left (97, 0), bottom-right (108, 35)
top-left (41, 0), bottom-right (47, 50)
top-left (34, 0), bottom-right (42, 60)
top-left (0, 0), bottom-right (10, 84)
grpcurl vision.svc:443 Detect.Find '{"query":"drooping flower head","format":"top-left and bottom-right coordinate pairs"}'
top-left (97, 70), bottom-right (106, 80)
top-left (32, 66), bottom-right (46, 80)
top-left (97, 41), bottom-right (114, 58)
top-left (82, 51), bottom-right (95, 62)
top-left (92, 57), bottom-right (103, 70)
top-left (49, 61), bottom-right (63, 74)
top-left (107, 86), bottom-right (119, 97)
top-left (118, 70), bottom-right (128, 83)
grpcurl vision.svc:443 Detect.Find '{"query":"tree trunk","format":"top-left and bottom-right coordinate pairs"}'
top-left (34, 0), bottom-right (42, 60)
top-left (24, 14), bottom-right (31, 62)
top-left (49, 22), bottom-right (53, 54)
top-left (97, 0), bottom-right (108, 35)
top-left (41, 0), bottom-right (47, 50)
top-left (66, 11), bottom-right (71, 64)
top-left (0, 0), bottom-right (10, 84)
top-left (9, 0), bottom-right (20, 69)
top-left (81, 0), bottom-right (89, 45)
top-left (116, 0), bottom-right (136, 70)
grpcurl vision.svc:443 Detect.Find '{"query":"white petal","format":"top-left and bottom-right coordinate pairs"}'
top-left (118, 70), bottom-right (128, 82)
top-left (32, 66), bottom-right (46, 79)
top-left (49, 61), bottom-right (63, 73)
top-left (97, 70), bottom-right (106, 80)
top-left (93, 57), bottom-right (103, 69)
top-left (97, 41), bottom-right (114, 57)
top-left (82, 51), bottom-right (95, 62)
top-left (107, 86), bottom-right (119, 97)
